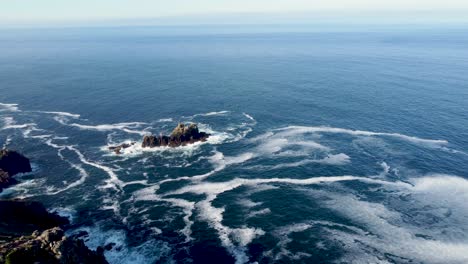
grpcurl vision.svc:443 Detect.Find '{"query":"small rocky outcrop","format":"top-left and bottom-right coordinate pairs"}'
top-left (108, 142), bottom-right (135, 154)
top-left (0, 149), bottom-right (32, 192)
top-left (142, 123), bottom-right (209, 148)
top-left (0, 149), bottom-right (32, 176)
top-left (0, 227), bottom-right (107, 264)
top-left (0, 200), bottom-right (108, 264)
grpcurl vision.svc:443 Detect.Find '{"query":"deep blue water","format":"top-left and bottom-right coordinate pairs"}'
top-left (1, 25), bottom-right (468, 263)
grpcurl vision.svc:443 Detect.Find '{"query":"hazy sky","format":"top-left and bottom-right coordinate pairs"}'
top-left (1, 0), bottom-right (468, 25)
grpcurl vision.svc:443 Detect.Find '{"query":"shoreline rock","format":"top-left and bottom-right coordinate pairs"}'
top-left (0, 149), bottom-right (32, 192)
top-left (0, 200), bottom-right (108, 264)
top-left (142, 123), bottom-right (210, 148)
top-left (0, 149), bottom-right (32, 176)
top-left (0, 200), bottom-right (69, 237)
top-left (0, 150), bottom-right (108, 264)
top-left (0, 227), bottom-right (107, 264)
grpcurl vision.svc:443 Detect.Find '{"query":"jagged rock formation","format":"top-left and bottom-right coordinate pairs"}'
top-left (0, 150), bottom-right (32, 192)
top-left (142, 123), bottom-right (209, 148)
top-left (0, 200), bottom-right (108, 264)
top-left (0, 227), bottom-right (107, 264)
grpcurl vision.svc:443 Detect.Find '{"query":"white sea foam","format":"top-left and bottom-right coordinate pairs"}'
top-left (157, 118), bottom-right (173, 122)
top-left (262, 153), bottom-right (350, 170)
top-left (251, 130), bottom-right (331, 160)
top-left (159, 173), bottom-right (406, 263)
top-left (191, 111), bottom-right (230, 117)
top-left (242, 113), bottom-right (256, 123)
top-left (247, 208), bottom-right (271, 218)
top-left (36, 111), bottom-right (81, 118)
top-left (70, 226), bottom-right (171, 264)
top-left (68, 122), bottom-right (149, 135)
top-left (409, 174), bottom-right (468, 232)
top-left (0, 178), bottom-right (45, 199)
top-left (195, 195), bottom-right (264, 264)
top-left (69, 146), bottom-right (123, 190)
top-left (0, 103), bottom-right (19, 112)
top-left (50, 207), bottom-right (76, 223)
top-left (275, 126), bottom-right (448, 146)
top-left (1, 116), bottom-right (36, 130)
top-left (238, 198), bottom-right (263, 208)
top-left (2, 135), bottom-right (11, 148)
top-left (297, 174), bottom-right (468, 263)
top-left (326, 193), bottom-right (468, 263)
top-left (46, 161), bottom-right (89, 195)
top-left (51, 113), bottom-right (149, 135)
top-left (379, 162), bottom-right (391, 176)
top-left (263, 223), bottom-right (313, 261)
top-left (163, 198), bottom-right (196, 241)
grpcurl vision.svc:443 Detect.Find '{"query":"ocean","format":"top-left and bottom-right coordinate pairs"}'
top-left (1, 24), bottom-right (468, 263)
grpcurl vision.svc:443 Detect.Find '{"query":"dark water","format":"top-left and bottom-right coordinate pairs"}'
top-left (1, 25), bottom-right (468, 263)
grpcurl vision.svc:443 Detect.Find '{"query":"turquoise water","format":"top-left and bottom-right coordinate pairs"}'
top-left (1, 25), bottom-right (468, 263)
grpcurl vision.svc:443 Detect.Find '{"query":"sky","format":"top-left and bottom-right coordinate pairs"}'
top-left (1, 0), bottom-right (468, 26)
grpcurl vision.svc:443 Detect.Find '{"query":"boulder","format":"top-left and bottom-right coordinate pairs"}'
top-left (0, 149), bottom-right (32, 177)
top-left (142, 123), bottom-right (209, 148)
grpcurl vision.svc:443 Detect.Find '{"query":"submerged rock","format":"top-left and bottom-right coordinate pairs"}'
top-left (0, 149), bottom-right (32, 192)
top-left (142, 123), bottom-right (210, 148)
top-left (108, 142), bottom-right (135, 154)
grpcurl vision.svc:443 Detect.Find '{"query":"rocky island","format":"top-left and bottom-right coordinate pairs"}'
top-left (142, 123), bottom-right (210, 148)
top-left (109, 123), bottom-right (210, 154)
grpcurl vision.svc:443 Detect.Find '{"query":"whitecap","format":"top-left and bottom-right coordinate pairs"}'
top-left (190, 110), bottom-right (230, 118)
top-left (35, 111), bottom-right (81, 118)
top-left (242, 113), bottom-right (256, 123)
top-left (0, 103), bottom-right (19, 112)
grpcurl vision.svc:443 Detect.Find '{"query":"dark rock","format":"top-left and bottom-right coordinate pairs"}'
top-left (0, 149), bottom-right (32, 177)
top-left (142, 123), bottom-right (210, 148)
top-left (0, 227), bottom-right (108, 264)
top-left (0, 200), bottom-right (108, 263)
top-left (103, 242), bottom-right (116, 251)
top-left (0, 169), bottom-right (16, 192)
top-left (0, 200), bottom-right (69, 237)
top-left (108, 142), bottom-right (135, 154)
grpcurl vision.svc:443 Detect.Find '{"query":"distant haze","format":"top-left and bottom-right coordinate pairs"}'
top-left (1, 0), bottom-right (468, 27)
